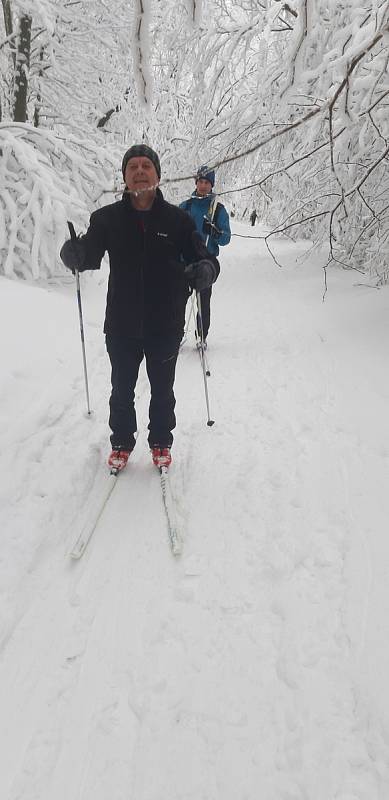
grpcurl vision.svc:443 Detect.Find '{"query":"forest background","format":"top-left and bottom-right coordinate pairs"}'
top-left (0, 0), bottom-right (388, 283)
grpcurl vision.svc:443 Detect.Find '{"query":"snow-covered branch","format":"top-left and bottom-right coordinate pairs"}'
top-left (0, 123), bottom-right (120, 279)
top-left (132, 0), bottom-right (152, 107)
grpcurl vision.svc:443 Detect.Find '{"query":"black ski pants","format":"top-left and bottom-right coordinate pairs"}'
top-left (196, 286), bottom-right (212, 341)
top-left (106, 332), bottom-right (181, 450)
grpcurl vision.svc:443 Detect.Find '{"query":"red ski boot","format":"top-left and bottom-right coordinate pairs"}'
top-left (108, 447), bottom-right (131, 473)
top-left (151, 446), bottom-right (172, 468)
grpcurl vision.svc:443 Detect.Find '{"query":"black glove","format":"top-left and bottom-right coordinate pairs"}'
top-left (60, 237), bottom-right (87, 272)
top-left (184, 259), bottom-right (217, 291)
top-left (203, 218), bottom-right (221, 239)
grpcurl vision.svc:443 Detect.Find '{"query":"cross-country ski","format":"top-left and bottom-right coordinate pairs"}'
top-left (159, 465), bottom-right (182, 556)
top-left (69, 470), bottom-right (120, 559)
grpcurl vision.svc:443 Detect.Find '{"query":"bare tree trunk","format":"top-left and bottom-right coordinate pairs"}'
top-left (1, 0), bottom-right (15, 70)
top-left (13, 13), bottom-right (31, 123)
top-left (1, 0), bottom-right (13, 41)
top-left (33, 45), bottom-right (44, 127)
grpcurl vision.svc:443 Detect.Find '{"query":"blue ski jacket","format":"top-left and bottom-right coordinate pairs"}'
top-left (179, 192), bottom-right (231, 257)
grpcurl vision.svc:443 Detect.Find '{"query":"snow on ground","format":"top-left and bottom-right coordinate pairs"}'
top-left (1, 223), bottom-right (389, 799)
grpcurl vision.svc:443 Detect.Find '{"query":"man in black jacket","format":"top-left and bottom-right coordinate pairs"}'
top-left (60, 145), bottom-right (219, 471)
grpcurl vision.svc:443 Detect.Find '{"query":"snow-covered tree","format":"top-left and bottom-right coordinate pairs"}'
top-left (0, 0), bottom-right (138, 278)
top-left (173, 0), bottom-right (389, 278)
top-left (0, 0), bottom-right (388, 281)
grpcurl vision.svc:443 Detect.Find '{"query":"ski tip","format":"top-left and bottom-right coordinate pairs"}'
top-left (169, 530), bottom-right (182, 556)
top-left (69, 548), bottom-right (84, 560)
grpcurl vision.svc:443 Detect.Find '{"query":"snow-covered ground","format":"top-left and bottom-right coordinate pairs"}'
top-left (1, 222), bottom-right (389, 799)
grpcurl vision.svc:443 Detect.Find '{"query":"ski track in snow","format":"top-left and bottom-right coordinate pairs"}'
top-left (1, 227), bottom-right (389, 798)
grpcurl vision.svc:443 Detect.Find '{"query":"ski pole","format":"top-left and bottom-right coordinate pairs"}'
top-left (67, 221), bottom-right (92, 416)
top-left (194, 315), bottom-right (211, 377)
top-left (196, 290), bottom-right (214, 426)
top-left (183, 293), bottom-right (196, 341)
top-left (199, 192), bottom-right (218, 372)
top-left (204, 193), bottom-right (218, 249)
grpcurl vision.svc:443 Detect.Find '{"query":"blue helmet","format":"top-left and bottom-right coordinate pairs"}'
top-left (196, 165), bottom-right (215, 187)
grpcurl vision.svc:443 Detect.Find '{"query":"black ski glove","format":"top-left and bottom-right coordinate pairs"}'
top-left (60, 237), bottom-right (87, 272)
top-left (203, 218), bottom-right (222, 239)
top-left (184, 259), bottom-right (217, 291)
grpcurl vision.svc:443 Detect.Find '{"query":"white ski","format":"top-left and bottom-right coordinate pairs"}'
top-left (159, 466), bottom-right (182, 556)
top-left (69, 471), bottom-right (118, 559)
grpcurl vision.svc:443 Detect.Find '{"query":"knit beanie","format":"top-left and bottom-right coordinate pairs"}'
top-left (196, 165), bottom-right (215, 187)
top-left (122, 145), bottom-right (161, 179)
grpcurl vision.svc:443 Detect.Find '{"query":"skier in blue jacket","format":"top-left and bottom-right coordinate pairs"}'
top-left (180, 165), bottom-right (231, 345)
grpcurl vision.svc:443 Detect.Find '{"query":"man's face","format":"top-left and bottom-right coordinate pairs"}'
top-left (125, 156), bottom-right (159, 193)
top-left (196, 178), bottom-right (212, 197)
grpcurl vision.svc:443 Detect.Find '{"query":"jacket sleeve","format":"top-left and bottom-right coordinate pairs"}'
top-left (215, 204), bottom-right (231, 247)
top-left (80, 209), bottom-right (109, 270)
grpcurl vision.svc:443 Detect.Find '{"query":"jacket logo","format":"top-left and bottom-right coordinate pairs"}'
top-left (157, 232), bottom-right (168, 238)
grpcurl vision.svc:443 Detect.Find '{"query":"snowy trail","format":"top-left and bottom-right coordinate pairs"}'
top-left (1, 227), bottom-right (389, 798)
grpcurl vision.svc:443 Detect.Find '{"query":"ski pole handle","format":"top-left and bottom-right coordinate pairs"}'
top-left (67, 221), bottom-right (80, 274)
top-left (68, 220), bottom-right (77, 241)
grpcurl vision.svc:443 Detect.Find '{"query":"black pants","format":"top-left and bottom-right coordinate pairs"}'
top-left (106, 333), bottom-right (181, 449)
top-left (196, 286), bottom-right (212, 341)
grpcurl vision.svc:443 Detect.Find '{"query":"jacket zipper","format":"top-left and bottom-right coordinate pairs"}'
top-left (139, 219), bottom-right (146, 338)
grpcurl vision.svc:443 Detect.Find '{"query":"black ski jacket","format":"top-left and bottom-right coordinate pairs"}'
top-left (79, 188), bottom-right (219, 337)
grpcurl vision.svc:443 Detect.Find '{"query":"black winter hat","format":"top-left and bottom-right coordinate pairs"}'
top-left (122, 145), bottom-right (161, 179)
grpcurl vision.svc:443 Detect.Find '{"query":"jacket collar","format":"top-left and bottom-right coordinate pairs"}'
top-left (122, 186), bottom-right (165, 211)
top-left (190, 190), bottom-right (215, 202)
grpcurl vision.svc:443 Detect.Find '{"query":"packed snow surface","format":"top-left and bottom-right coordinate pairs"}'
top-left (1, 222), bottom-right (389, 799)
